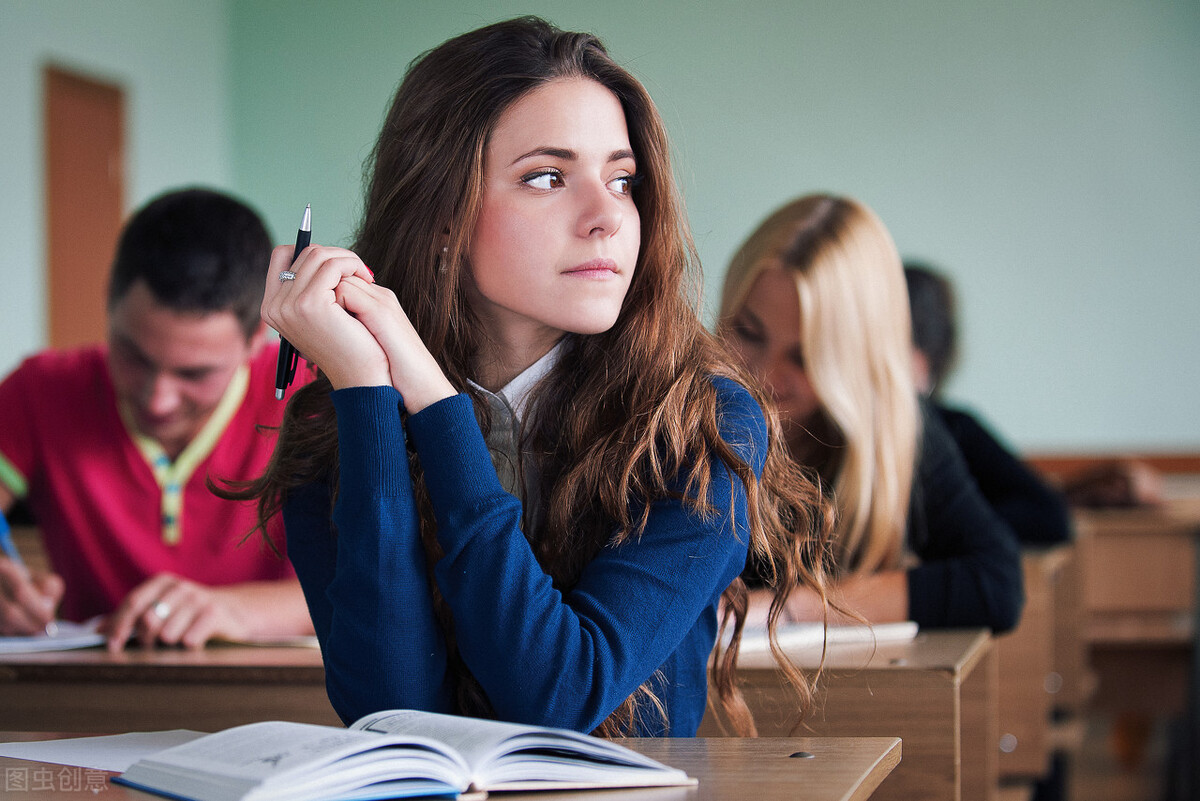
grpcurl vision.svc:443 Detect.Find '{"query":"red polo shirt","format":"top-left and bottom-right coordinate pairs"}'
top-left (0, 343), bottom-right (301, 621)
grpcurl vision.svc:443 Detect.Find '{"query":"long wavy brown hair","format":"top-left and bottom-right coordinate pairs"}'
top-left (231, 16), bottom-right (830, 738)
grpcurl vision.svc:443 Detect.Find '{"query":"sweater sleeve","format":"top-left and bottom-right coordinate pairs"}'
top-left (283, 386), bottom-right (451, 724)
top-left (936, 403), bottom-right (1072, 546)
top-left (906, 403), bottom-right (1025, 634)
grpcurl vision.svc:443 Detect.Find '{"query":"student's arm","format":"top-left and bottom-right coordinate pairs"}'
top-left (937, 404), bottom-right (1071, 545)
top-left (0, 482), bottom-right (64, 635)
top-left (906, 407), bottom-right (1025, 633)
top-left (286, 385), bottom-right (450, 724)
top-left (99, 572), bottom-right (314, 651)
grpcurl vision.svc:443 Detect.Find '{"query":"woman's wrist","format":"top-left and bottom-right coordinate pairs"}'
top-left (398, 375), bottom-right (458, 413)
top-left (324, 364), bottom-right (393, 391)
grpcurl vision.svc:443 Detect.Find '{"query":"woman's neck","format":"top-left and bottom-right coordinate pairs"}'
top-left (475, 333), bottom-right (562, 393)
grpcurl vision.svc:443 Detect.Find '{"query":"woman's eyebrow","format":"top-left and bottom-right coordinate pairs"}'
top-left (510, 146), bottom-right (574, 165)
top-left (509, 146), bottom-right (636, 166)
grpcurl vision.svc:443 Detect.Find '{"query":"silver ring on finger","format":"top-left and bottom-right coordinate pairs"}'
top-left (152, 601), bottom-right (172, 620)
top-left (278, 270), bottom-right (297, 282)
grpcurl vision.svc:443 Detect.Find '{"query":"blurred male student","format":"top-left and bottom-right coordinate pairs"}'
top-left (0, 187), bottom-right (312, 649)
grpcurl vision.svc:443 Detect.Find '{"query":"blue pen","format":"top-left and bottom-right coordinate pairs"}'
top-left (0, 510), bottom-right (19, 565)
top-left (0, 511), bottom-right (58, 636)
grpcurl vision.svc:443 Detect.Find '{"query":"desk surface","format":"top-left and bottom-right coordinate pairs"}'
top-left (0, 733), bottom-right (902, 801)
top-left (0, 642), bottom-right (324, 676)
top-left (734, 626), bottom-right (991, 676)
top-left (1074, 495), bottom-right (1200, 535)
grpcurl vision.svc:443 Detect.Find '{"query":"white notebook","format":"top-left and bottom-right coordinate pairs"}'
top-left (738, 620), bottom-right (918, 653)
top-left (0, 617), bottom-right (105, 653)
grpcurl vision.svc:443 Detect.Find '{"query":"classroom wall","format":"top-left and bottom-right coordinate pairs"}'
top-left (2, 1), bottom-right (1197, 453)
top-left (0, 0), bottom-right (235, 377)
top-left (230, 0), bottom-right (1200, 453)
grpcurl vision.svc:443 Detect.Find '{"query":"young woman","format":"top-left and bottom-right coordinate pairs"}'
top-left (719, 194), bottom-right (1023, 633)
top-left (240, 17), bottom-right (828, 737)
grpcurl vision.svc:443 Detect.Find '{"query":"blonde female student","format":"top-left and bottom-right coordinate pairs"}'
top-left (719, 194), bottom-right (1023, 633)
top-left (240, 18), bottom-right (828, 737)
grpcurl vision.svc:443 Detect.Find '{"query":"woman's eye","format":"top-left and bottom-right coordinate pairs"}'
top-left (730, 320), bottom-right (764, 344)
top-left (523, 170), bottom-right (564, 190)
top-left (609, 173), bottom-right (641, 195)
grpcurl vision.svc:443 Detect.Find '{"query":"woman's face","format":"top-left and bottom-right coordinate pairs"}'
top-left (467, 76), bottom-right (641, 359)
top-left (724, 267), bottom-right (822, 433)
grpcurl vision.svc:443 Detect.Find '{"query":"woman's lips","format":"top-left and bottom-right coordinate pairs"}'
top-left (564, 259), bottom-right (618, 279)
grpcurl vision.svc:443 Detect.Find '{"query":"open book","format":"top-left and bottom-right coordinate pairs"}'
top-left (113, 709), bottom-right (696, 801)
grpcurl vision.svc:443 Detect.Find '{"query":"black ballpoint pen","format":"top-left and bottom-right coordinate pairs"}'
top-left (274, 204), bottom-right (311, 400)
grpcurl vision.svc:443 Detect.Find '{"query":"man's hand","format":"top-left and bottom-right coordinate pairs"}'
top-left (100, 572), bottom-right (314, 651)
top-left (100, 573), bottom-right (253, 651)
top-left (0, 558), bottom-right (64, 635)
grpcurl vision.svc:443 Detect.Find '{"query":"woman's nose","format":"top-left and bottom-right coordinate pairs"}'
top-left (576, 181), bottom-right (624, 239)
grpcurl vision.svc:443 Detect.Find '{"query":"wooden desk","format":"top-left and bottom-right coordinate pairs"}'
top-left (1049, 540), bottom-right (1093, 718)
top-left (1076, 497), bottom-right (1199, 646)
top-left (0, 732), bottom-right (901, 801)
top-left (699, 628), bottom-right (997, 801)
top-left (1074, 497), bottom-right (1200, 718)
top-left (994, 546), bottom-right (1074, 780)
top-left (0, 646), bottom-right (339, 732)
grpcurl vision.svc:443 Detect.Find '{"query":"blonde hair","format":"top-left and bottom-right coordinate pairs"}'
top-left (720, 194), bottom-right (919, 574)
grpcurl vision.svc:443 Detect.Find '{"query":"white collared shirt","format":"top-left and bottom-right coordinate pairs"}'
top-left (468, 341), bottom-right (564, 517)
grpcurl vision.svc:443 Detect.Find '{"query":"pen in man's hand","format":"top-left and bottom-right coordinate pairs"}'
top-left (0, 510), bottom-right (58, 636)
top-left (0, 510), bottom-right (21, 566)
top-left (274, 204), bottom-right (311, 400)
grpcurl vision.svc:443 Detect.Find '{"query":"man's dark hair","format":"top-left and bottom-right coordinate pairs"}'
top-left (107, 187), bottom-right (272, 338)
top-left (904, 261), bottom-right (957, 391)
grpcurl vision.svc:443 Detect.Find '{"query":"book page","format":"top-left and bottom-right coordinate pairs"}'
top-left (117, 721), bottom-right (469, 801)
top-left (0, 731), bottom-right (203, 772)
top-left (352, 710), bottom-right (691, 790)
top-left (131, 722), bottom-right (453, 780)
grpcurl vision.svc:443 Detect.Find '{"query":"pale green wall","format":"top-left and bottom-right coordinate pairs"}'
top-left (0, 0), bottom-right (236, 378)
top-left (3, 2), bottom-right (1198, 452)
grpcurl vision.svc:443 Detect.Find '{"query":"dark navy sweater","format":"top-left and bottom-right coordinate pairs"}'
top-left (284, 378), bottom-right (760, 735)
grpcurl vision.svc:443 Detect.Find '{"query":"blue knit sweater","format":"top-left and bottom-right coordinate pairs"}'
top-left (283, 377), bottom-right (761, 736)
